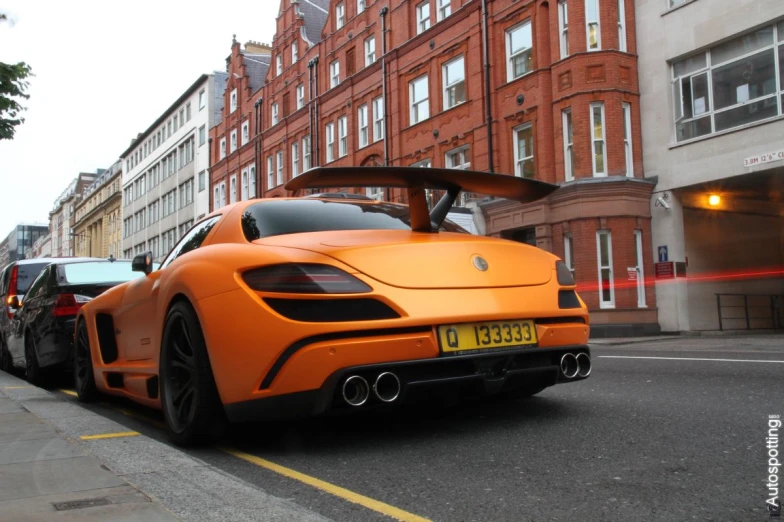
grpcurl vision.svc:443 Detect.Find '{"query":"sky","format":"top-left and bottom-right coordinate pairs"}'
top-left (0, 0), bottom-right (278, 236)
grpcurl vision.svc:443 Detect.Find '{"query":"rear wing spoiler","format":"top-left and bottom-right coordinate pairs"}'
top-left (285, 166), bottom-right (559, 232)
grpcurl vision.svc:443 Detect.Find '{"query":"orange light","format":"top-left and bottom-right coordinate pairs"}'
top-left (708, 194), bottom-right (721, 206)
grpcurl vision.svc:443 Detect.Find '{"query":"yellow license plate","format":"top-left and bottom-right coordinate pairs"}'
top-left (438, 319), bottom-right (538, 354)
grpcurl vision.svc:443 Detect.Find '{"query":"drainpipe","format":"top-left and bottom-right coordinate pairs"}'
top-left (254, 98), bottom-right (262, 197)
top-left (308, 59), bottom-right (314, 169)
top-left (208, 137), bottom-right (213, 211)
top-left (312, 56), bottom-right (320, 168)
top-left (481, 0), bottom-right (494, 173)
top-left (380, 6), bottom-right (390, 168)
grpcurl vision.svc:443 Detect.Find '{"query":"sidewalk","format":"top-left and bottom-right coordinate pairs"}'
top-left (0, 371), bottom-right (332, 522)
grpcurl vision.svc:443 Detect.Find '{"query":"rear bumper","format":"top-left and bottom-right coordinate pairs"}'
top-left (224, 344), bottom-right (590, 423)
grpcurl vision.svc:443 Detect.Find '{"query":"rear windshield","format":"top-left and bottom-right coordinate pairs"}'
top-left (242, 199), bottom-right (467, 240)
top-left (15, 262), bottom-right (52, 293)
top-left (61, 261), bottom-right (141, 285)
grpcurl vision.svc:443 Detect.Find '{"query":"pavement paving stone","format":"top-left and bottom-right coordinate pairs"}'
top-left (0, 398), bottom-right (24, 414)
top-left (0, 412), bottom-right (58, 442)
top-left (81, 435), bottom-right (205, 475)
top-left (0, 437), bottom-right (87, 466)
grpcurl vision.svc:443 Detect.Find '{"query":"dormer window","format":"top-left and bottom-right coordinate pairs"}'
top-left (230, 89), bottom-right (237, 113)
top-left (336, 2), bottom-right (345, 29)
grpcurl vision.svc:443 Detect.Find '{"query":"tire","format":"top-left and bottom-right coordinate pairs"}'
top-left (0, 337), bottom-right (11, 373)
top-left (74, 321), bottom-right (99, 402)
top-left (25, 334), bottom-right (45, 387)
top-left (159, 300), bottom-right (226, 446)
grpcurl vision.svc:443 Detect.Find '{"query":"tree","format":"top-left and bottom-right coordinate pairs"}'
top-left (0, 12), bottom-right (33, 140)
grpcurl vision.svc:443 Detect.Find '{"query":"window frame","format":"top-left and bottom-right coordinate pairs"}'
top-left (330, 60), bottom-right (340, 88)
top-left (291, 40), bottom-right (298, 64)
top-left (558, 0), bottom-right (569, 59)
top-left (506, 20), bottom-right (534, 82)
top-left (358, 104), bottom-right (369, 148)
top-left (590, 102), bottom-right (607, 177)
top-left (326, 122), bottom-right (335, 163)
top-left (442, 55), bottom-right (466, 110)
top-left (276, 150), bottom-right (284, 186)
top-left (336, 2), bottom-right (345, 29)
top-left (303, 136), bottom-right (312, 171)
top-left (563, 109), bottom-right (574, 181)
top-left (416, 2), bottom-right (431, 35)
top-left (437, 0), bottom-right (452, 21)
top-left (296, 84), bottom-right (305, 109)
top-left (241, 121), bottom-right (249, 145)
top-left (618, 0), bottom-right (627, 52)
top-left (267, 155), bottom-right (274, 189)
top-left (365, 35), bottom-right (376, 66)
top-left (622, 102), bottom-right (633, 176)
top-left (513, 122), bottom-right (535, 178)
top-left (409, 75), bottom-right (430, 125)
top-left (271, 102), bottom-right (279, 125)
top-left (230, 89), bottom-right (238, 113)
top-left (373, 97), bottom-right (385, 141)
top-left (596, 230), bottom-right (615, 309)
top-left (338, 115), bottom-right (348, 157)
top-left (292, 141), bottom-right (300, 177)
top-left (585, 0), bottom-right (602, 51)
top-left (564, 233), bottom-right (575, 280)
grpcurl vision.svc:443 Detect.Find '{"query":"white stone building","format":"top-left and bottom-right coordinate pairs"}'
top-left (637, 0), bottom-right (784, 332)
top-left (121, 72), bottom-right (228, 260)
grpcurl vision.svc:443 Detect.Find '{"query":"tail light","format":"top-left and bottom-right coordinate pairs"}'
top-left (556, 261), bottom-right (575, 286)
top-left (6, 266), bottom-right (18, 319)
top-left (52, 294), bottom-right (93, 317)
top-left (242, 264), bottom-right (372, 294)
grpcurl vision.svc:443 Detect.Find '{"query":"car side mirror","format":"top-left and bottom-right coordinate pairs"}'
top-left (132, 251), bottom-right (154, 276)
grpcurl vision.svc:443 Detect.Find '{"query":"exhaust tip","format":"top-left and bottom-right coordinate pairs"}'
top-left (373, 372), bottom-right (401, 403)
top-left (576, 353), bottom-right (592, 378)
top-left (342, 375), bottom-right (370, 406)
top-left (560, 353), bottom-right (578, 379)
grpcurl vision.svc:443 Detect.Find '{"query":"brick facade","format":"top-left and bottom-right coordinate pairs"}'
top-left (209, 0), bottom-right (658, 335)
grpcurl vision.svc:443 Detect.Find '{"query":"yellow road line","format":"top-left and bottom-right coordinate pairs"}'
top-left (59, 389), bottom-right (78, 397)
top-left (2, 385), bottom-right (32, 389)
top-left (80, 431), bottom-right (140, 440)
top-left (220, 446), bottom-right (431, 522)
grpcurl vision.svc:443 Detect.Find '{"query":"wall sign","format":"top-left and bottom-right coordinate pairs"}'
top-left (744, 150), bottom-right (784, 168)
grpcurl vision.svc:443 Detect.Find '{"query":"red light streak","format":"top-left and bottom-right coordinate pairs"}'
top-left (575, 267), bottom-right (784, 293)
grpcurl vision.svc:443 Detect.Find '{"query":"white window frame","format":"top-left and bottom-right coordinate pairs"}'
top-left (230, 130), bottom-right (237, 153)
top-left (618, 0), bottom-right (627, 52)
top-left (358, 104), bottom-right (369, 148)
top-left (442, 55), bottom-right (466, 110)
top-left (622, 102), bottom-right (633, 176)
top-left (562, 109), bottom-right (574, 181)
top-left (634, 229), bottom-right (646, 308)
top-left (366, 186), bottom-right (384, 201)
top-left (506, 21), bottom-right (534, 82)
top-left (242, 121), bottom-right (249, 145)
top-left (416, 2), bottom-right (431, 35)
top-left (358, 0), bottom-right (366, 14)
top-left (219, 137), bottom-right (226, 160)
top-left (338, 115), bottom-right (348, 157)
top-left (291, 40), bottom-right (298, 64)
top-left (229, 174), bottom-right (237, 204)
top-left (230, 89), bottom-right (237, 113)
top-left (590, 102), bottom-right (607, 177)
top-left (271, 102), bottom-right (279, 125)
top-left (276, 150), bottom-right (284, 185)
top-left (437, 0), bottom-right (451, 21)
top-left (596, 230), bottom-right (615, 309)
top-left (296, 84), bottom-right (305, 109)
top-left (303, 136), bottom-right (312, 171)
top-left (558, 0), bottom-right (569, 59)
top-left (219, 182), bottom-right (226, 208)
top-left (365, 36), bottom-right (376, 66)
top-left (326, 122), bottom-right (335, 163)
top-left (292, 141), bottom-right (299, 177)
top-left (372, 97), bottom-right (384, 141)
top-left (513, 123), bottom-right (534, 178)
top-left (249, 164), bottom-right (256, 197)
top-left (585, 0), bottom-right (601, 51)
top-left (409, 75), bottom-right (429, 125)
top-left (276, 54), bottom-right (282, 76)
top-left (267, 155), bottom-right (274, 189)
top-left (199, 89), bottom-right (206, 110)
top-left (564, 233), bottom-right (575, 279)
top-left (330, 60), bottom-right (340, 88)
top-left (336, 2), bottom-right (345, 29)
top-left (241, 168), bottom-right (249, 200)
top-left (446, 146), bottom-right (472, 206)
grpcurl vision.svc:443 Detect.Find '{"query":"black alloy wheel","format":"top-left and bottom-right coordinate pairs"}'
top-left (25, 334), bottom-right (44, 387)
top-left (0, 337), bottom-right (11, 373)
top-left (74, 321), bottom-right (98, 402)
top-left (160, 301), bottom-right (225, 446)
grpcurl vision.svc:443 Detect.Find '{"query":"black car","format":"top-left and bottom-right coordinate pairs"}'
top-left (4, 257), bottom-right (143, 385)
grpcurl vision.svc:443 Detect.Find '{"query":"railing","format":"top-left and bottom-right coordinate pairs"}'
top-left (716, 293), bottom-right (784, 331)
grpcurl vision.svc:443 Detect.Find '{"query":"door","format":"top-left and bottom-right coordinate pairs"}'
top-left (634, 230), bottom-right (647, 308)
top-left (6, 266), bottom-right (51, 364)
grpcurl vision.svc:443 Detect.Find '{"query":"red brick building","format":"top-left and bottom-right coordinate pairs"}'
top-left (210, 0), bottom-right (658, 337)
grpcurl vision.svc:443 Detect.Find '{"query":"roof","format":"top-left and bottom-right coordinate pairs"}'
top-left (242, 52), bottom-right (271, 93)
top-left (300, 0), bottom-right (330, 45)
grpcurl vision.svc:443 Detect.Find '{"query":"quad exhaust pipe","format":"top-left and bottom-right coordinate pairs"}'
top-left (560, 353), bottom-right (591, 379)
top-left (342, 372), bottom-right (401, 406)
top-left (576, 353), bottom-right (592, 378)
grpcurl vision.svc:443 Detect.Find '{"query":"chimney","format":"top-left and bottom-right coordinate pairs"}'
top-left (244, 40), bottom-right (273, 56)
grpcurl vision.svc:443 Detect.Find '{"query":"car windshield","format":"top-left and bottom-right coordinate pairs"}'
top-left (241, 199), bottom-right (468, 241)
top-left (61, 261), bottom-right (141, 285)
top-left (15, 262), bottom-right (51, 293)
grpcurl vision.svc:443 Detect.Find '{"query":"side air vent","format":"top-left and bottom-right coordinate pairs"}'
top-left (146, 376), bottom-right (159, 399)
top-left (95, 313), bottom-right (118, 364)
top-left (558, 290), bottom-right (581, 309)
top-left (263, 298), bottom-right (401, 322)
top-left (106, 372), bottom-right (124, 388)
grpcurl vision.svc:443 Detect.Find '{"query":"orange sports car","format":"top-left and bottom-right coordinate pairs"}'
top-left (74, 167), bottom-right (591, 445)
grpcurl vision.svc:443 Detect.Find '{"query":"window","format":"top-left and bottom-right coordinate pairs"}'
top-left (173, 114), bottom-right (179, 132)
top-left (564, 233), bottom-right (575, 280)
top-left (373, 97), bottom-right (385, 141)
top-left (296, 84), bottom-right (305, 109)
top-left (249, 164), bottom-right (256, 197)
top-left (276, 54), bottom-right (282, 76)
top-left (291, 40), bottom-right (298, 64)
top-left (336, 2), bottom-right (345, 29)
top-left (199, 89), bottom-right (206, 110)
top-left (618, 0), bottom-right (626, 52)
top-left (358, 0), bottom-right (366, 14)
top-left (267, 155), bottom-right (274, 188)
top-left (292, 141), bottom-right (299, 177)
top-left (276, 150), bottom-right (284, 185)
top-left (507, 21), bottom-right (533, 81)
top-left (179, 109), bottom-right (185, 126)
top-left (230, 130), bottom-right (237, 152)
top-left (634, 230), bottom-right (646, 308)
top-left (446, 147), bottom-right (471, 205)
top-left (303, 136), bottom-right (312, 171)
top-left (326, 122), bottom-right (335, 162)
top-left (199, 125), bottom-right (206, 146)
top-left (272, 102), bottom-right (279, 125)
top-left (219, 182), bottom-right (226, 208)
top-left (220, 137), bottom-right (226, 160)
top-left (622, 102), bottom-right (633, 176)
top-left (596, 230), bottom-right (614, 308)
top-left (230, 89), bottom-right (237, 113)
top-left (186, 102), bottom-right (192, 121)
top-left (230, 175), bottom-right (237, 204)
top-left (241, 169), bottom-right (248, 201)
top-left (330, 60), bottom-right (340, 88)
top-left (241, 121), bottom-right (249, 145)
top-left (358, 104), bottom-right (369, 148)
top-left (558, 0), bottom-right (569, 59)
top-left (437, 0), bottom-right (451, 21)
top-left (366, 186), bottom-right (384, 201)
top-left (416, 2), bottom-right (430, 34)
top-left (410, 75), bottom-right (429, 124)
top-left (198, 170), bottom-right (206, 192)
top-left (590, 102), bottom-right (606, 177)
top-left (563, 109), bottom-right (574, 181)
top-left (337, 116), bottom-right (348, 157)
top-left (160, 216), bottom-right (221, 269)
top-left (586, 0), bottom-right (601, 50)
top-left (442, 56), bottom-right (466, 109)
top-left (179, 179), bottom-right (194, 208)
top-left (514, 123), bottom-right (534, 178)
top-left (672, 24), bottom-right (781, 143)
top-left (365, 36), bottom-right (376, 66)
